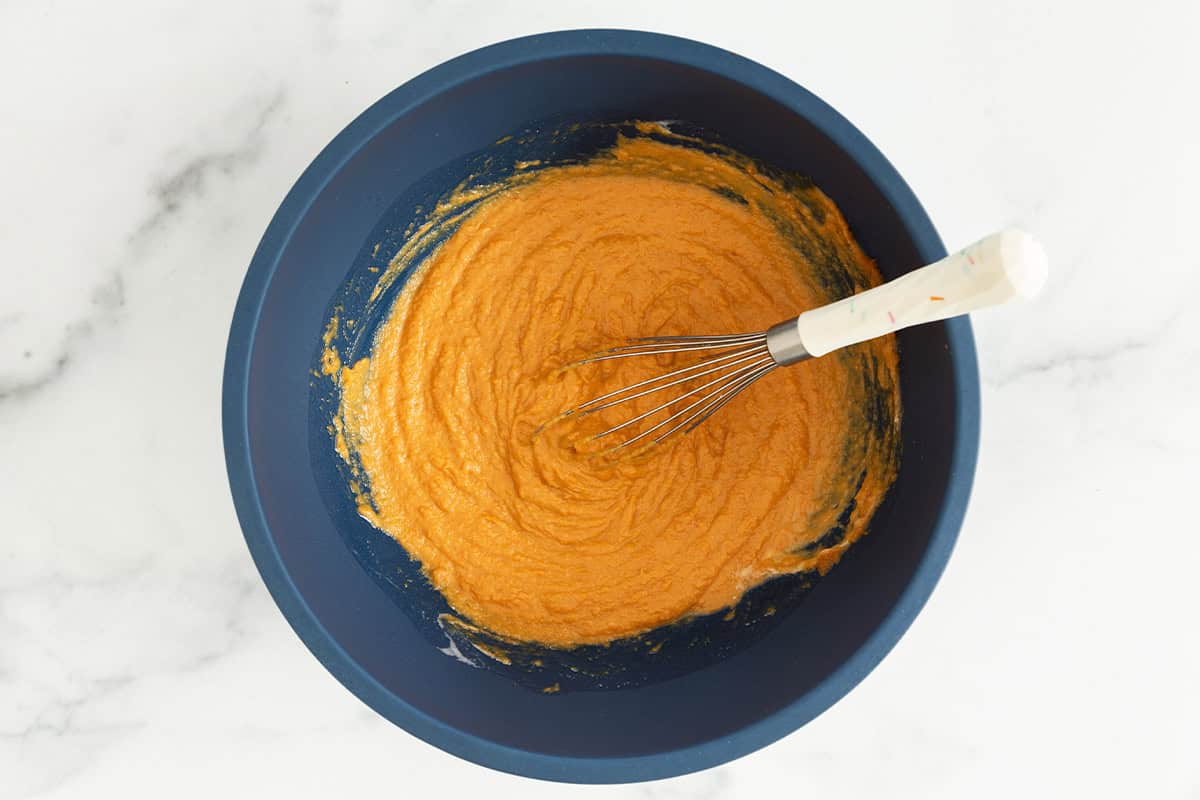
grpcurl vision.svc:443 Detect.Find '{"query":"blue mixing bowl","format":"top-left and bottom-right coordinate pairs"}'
top-left (222, 29), bottom-right (979, 783)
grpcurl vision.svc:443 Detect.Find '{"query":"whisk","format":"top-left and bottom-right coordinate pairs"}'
top-left (565, 229), bottom-right (1048, 453)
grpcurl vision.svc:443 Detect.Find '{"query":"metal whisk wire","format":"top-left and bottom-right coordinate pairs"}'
top-left (552, 230), bottom-right (1048, 457)
top-left (564, 332), bottom-right (779, 453)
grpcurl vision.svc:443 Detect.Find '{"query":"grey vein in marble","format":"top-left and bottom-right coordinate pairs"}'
top-left (0, 273), bottom-right (124, 403)
top-left (0, 90), bottom-right (286, 406)
top-left (130, 90), bottom-right (286, 246)
top-left (984, 306), bottom-right (1189, 388)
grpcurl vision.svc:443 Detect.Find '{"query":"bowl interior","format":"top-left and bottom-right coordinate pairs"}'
top-left (229, 32), bottom-right (974, 782)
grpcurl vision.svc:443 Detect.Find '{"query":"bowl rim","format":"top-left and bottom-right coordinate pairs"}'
top-left (222, 28), bottom-right (980, 784)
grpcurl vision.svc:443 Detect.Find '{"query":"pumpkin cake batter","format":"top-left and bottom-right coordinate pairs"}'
top-left (326, 126), bottom-right (901, 649)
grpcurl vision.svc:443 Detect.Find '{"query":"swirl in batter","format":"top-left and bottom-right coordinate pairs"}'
top-left (327, 127), bottom-right (901, 648)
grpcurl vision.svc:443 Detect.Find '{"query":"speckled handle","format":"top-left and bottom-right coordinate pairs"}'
top-left (793, 229), bottom-right (1048, 358)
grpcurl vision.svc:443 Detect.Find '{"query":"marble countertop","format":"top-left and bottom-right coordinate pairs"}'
top-left (3, 1), bottom-right (1197, 797)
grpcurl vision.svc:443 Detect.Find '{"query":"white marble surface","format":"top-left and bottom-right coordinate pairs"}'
top-left (2, 1), bottom-right (1198, 797)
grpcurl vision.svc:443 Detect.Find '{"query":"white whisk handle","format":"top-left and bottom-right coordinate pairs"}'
top-left (791, 229), bottom-right (1047, 358)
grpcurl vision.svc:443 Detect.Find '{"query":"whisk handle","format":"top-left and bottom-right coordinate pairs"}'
top-left (791, 229), bottom-right (1047, 358)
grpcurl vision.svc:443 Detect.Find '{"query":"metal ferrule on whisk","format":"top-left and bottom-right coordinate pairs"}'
top-left (765, 317), bottom-right (811, 367)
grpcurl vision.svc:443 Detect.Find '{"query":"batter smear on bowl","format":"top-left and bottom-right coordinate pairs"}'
top-left (324, 124), bottom-right (901, 649)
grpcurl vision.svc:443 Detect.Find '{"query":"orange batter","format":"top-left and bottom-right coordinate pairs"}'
top-left (327, 126), bottom-right (901, 648)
